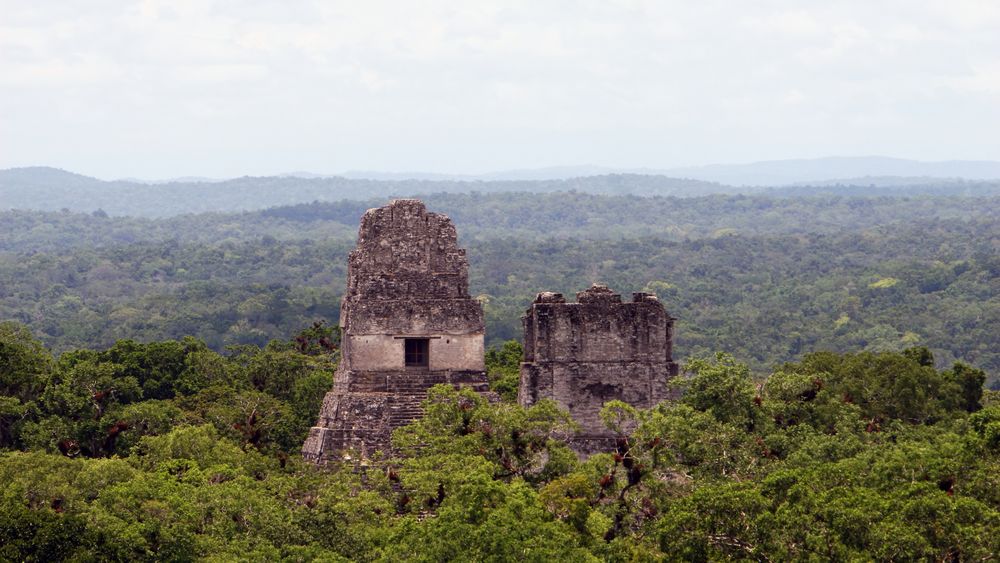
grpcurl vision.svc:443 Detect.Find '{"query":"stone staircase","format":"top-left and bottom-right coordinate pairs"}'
top-left (388, 395), bottom-right (426, 427)
top-left (306, 369), bottom-right (496, 461)
top-left (385, 371), bottom-right (495, 427)
top-left (386, 372), bottom-right (449, 427)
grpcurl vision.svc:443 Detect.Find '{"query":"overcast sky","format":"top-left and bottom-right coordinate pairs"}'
top-left (1, 1), bottom-right (999, 179)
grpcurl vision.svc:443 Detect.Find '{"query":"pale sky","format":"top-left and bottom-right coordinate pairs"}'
top-left (2, 0), bottom-right (999, 179)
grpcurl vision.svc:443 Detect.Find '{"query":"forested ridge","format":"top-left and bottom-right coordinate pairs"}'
top-left (0, 168), bottom-right (726, 217)
top-left (1, 193), bottom-right (997, 381)
top-left (2, 192), bottom-right (996, 250)
top-left (1, 189), bottom-right (999, 560)
top-left (3, 166), bottom-right (1000, 217)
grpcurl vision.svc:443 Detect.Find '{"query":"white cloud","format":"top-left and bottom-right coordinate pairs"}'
top-left (954, 62), bottom-right (1000, 95)
top-left (742, 10), bottom-right (824, 37)
top-left (170, 63), bottom-right (269, 83)
top-left (0, 0), bottom-right (997, 178)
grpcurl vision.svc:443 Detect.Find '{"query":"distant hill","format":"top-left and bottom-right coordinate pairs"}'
top-left (337, 157), bottom-right (1000, 185)
top-left (118, 175), bottom-right (227, 184)
top-left (0, 167), bottom-right (728, 217)
top-left (661, 156), bottom-right (1000, 186)
top-left (0, 166), bottom-right (106, 189)
top-left (787, 176), bottom-right (968, 188)
top-left (341, 165), bottom-right (618, 181)
top-left (4, 162), bottom-right (1000, 218)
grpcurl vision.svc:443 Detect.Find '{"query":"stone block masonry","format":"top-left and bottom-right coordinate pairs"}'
top-left (304, 199), bottom-right (681, 461)
top-left (518, 285), bottom-right (679, 454)
top-left (302, 199), bottom-right (494, 462)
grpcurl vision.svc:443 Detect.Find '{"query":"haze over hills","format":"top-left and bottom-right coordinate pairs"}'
top-left (663, 156), bottom-right (1000, 186)
top-left (13, 156), bottom-right (999, 186)
top-left (4, 156), bottom-right (1000, 217)
top-left (0, 167), bottom-right (730, 217)
top-left (339, 157), bottom-right (1000, 185)
top-left (339, 165), bottom-right (619, 182)
top-left (116, 176), bottom-right (228, 184)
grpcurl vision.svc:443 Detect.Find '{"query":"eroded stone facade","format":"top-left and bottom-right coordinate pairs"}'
top-left (302, 199), bottom-right (492, 461)
top-left (518, 285), bottom-right (679, 453)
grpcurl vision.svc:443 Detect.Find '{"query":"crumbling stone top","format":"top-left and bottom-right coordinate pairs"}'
top-left (533, 291), bottom-right (567, 304)
top-left (532, 286), bottom-right (667, 308)
top-left (576, 284), bottom-right (622, 304)
top-left (346, 199), bottom-right (470, 300)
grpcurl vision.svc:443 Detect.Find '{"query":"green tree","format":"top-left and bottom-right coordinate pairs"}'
top-left (485, 340), bottom-right (523, 402)
top-left (0, 323), bottom-right (51, 448)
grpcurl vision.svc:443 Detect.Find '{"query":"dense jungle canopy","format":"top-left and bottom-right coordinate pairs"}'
top-left (1, 186), bottom-right (998, 559)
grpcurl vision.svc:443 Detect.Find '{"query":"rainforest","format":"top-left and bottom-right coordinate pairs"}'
top-left (1, 186), bottom-right (998, 560)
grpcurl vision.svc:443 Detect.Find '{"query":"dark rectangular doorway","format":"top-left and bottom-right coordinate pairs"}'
top-left (404, 338), bottom-right (429, 367)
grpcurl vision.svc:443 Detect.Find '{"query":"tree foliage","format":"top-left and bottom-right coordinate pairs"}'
top-left (0, 327), bottom-right (996, 560)
top-left (0, 189), bottom-right (997, 558)
top-left (1, 195), bottom-right (996, 385)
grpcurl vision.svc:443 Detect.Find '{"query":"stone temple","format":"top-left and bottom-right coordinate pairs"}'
top-left (302, 199), bottom-right (493, 461)
top-left (518, 285), bottom-right (679, 453)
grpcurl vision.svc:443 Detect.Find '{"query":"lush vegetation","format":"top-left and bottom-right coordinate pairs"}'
top-left (0, 186), bottom-right (997, 558)
top-left (1, 192), bottom-right (995, 250)
top-left (2, 319), bottom-right (997, 560)
top-left (1, 193), bottom-right (996, 383)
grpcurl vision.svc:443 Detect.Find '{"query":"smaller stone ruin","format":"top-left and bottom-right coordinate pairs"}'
top-left (518, 284), bottom-right (679, 453)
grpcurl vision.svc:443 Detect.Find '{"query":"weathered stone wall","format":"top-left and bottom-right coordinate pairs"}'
top-left (303, 199), bottom-right (492, 462)
top-left (342, 300), bottom-right (485, 342)
top-left (342, 334), bottom-right (484, 372)
top-left (346, 199), bottom-right (469, 300)
top-left (519, 285), bottom-right (679, 454)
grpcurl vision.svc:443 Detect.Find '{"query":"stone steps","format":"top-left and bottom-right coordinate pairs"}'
top-left (390, 402), bottom-right (424, 410)
top-left (388, 393), bottom-right (428, 426)
top-left (309, 366), bottom-right (494, 460)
